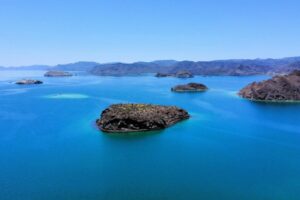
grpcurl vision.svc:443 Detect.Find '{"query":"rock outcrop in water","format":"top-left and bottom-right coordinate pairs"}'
top-left (172, 83), bottom-right (208, 92)
top-left (175, 71), bottom-right (194, 78)
top-left (238, 70), bottom-right (300, 101)
top-left (44, 71), bottom-right (73, 77)
top-left (155, 73), bottom-right (171, 77)
top-left (155, 70), bottom-right (194, 78)
top-left (97, 104), bottom-right (190, 133)
top-left (15, 79), bottom-right (43, 85)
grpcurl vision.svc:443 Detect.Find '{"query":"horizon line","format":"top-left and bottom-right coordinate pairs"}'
top-left (2, 55), bottom-right (300, 68)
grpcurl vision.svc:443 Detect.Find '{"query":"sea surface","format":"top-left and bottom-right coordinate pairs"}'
top-left (1, 70), bottom-right (300, 200)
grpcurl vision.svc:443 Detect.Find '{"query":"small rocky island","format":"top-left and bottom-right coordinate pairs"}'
top-left (155, 70), bottom-right (194, 78)
top-left (97, 104), bottom-right (190, 133)
top-left (15, 79), bottom-right (43, 85)
top-left (171, 83), bottom-right (208, 92)
top-left (239, 70), bottom-right (300, 101)
top-left (175, 71), bottom-right (194, 78)
top-left (155, 73), bottom-right (170, 77)
top-left (44, 71), bottom-right (73, 77)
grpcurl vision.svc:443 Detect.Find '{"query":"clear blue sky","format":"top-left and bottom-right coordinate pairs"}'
top-left (1, 0), bottom-right (300, 66)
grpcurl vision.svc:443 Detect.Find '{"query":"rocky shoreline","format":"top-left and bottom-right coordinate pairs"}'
top-left (96, 104), bottom-right (190, 133)
top-left (239, 70), bottom-right (300, 101)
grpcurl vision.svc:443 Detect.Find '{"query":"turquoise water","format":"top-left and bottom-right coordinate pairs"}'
top-left (1, 71), bottom-right (300, 200)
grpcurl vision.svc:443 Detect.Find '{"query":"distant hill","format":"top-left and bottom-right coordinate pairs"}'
top-left (51, 61), bottom-right (100, 71)
top-left (151, 60), bottom-right (178, 67)
top-left (90, 57), bottom-right (300, 76)
top-left (281, 61), bottom-right (300, 72)
top-left (2, 57), bottom-right (300, 76)
top-left (90, 61), bottom-right (171, 76)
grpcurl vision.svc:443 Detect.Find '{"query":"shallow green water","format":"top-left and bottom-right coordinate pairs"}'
top-left (0, 71), bottom-right (300, 200)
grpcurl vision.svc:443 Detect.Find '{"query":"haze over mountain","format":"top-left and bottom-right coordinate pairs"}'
top-left (90, 56), bottom-right (300, 76)
top-left (0, 62), bottom-right (100, 71)
top-left (2, 57), bottom-right (300, 76)
top-left (52, 62), bottom-right (100, 71)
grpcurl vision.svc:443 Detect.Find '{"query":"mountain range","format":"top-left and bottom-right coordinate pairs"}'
top-left (90, 57), bottom-right (300, 76)
top-left (2, 57), bottom-right (300, 76)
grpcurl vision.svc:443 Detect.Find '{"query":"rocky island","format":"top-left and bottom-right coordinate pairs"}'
top-left (171, 83), bottom-right (208, 92)
top-left (155, 70), bottom-right (194, 78)
top-left (15, 79), bottom-right (43, 85)
top-left (238, 70), bottom-right (300, 101)
top-left (174, 71), bottom-right (194, 78)
top-left (155, 73), bottom-right (171, 77)
top-left (44, 71), bottom-right (73, 77)
top-left (97, 104), bottom-right (190, 133)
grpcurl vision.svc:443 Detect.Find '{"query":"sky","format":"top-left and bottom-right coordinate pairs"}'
top-left (1, 0), bottom-right (300, 66)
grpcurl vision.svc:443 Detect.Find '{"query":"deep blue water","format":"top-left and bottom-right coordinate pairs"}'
top-left (1, 71), bottom-right (300, 200)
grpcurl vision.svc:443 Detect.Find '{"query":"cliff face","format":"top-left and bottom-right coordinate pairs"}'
top-left (238, 70), bottom-right (300, 101)
top-left (96, 104), bottom-right (190, 133)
